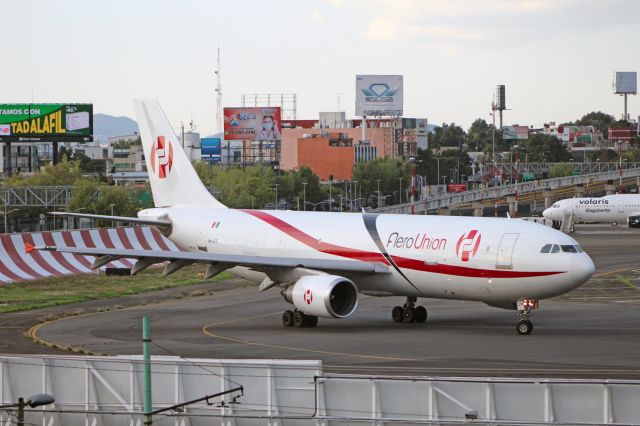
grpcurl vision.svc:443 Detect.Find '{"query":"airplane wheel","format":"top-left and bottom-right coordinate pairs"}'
top-left (612, 222), bottom-right (618, 227)
top-left (516, 320), bottom-right (533, 335)
top-left (305, 315), bottom-right (318, 328)
top-left (403, 307), bottom-right (415, 323)
top-left (391, 306), bottom-right (404, 323)
top-left (282, 310), bottom-right (294, 327)
top-left (414, 306), bottom-right (427, 323)
top-left (293, 311), bottom-right (305, 327)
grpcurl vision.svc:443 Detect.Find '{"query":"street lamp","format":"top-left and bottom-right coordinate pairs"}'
top-left (1, 208), bottom-right (19, 234)
top-left (302, 182), bottom-right (307, 211)
top-left (0, 393), bottom-right (55, 426)
top-left (398, 177), bottom-right (403, 204)
top-left (376, 179), bottom-right (381, 208)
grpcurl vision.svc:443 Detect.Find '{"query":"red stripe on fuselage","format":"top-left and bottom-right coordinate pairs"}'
top-left (242, 210), bottom-right (389, 265)
top-left (243, 210), bottom-right (565, 279)
top-left (391, 256), bottom-right (564, 279)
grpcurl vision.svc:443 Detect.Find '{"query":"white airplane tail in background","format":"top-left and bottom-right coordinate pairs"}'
top-left (133, 99), bottom-right (226, 209)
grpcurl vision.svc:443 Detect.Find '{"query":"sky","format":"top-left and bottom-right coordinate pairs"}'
top-left (3, 0), bottom-right (640, 136)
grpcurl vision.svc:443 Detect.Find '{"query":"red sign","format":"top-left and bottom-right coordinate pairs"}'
top-left (223, 107), bottom-right (282, 141)
top-left (447, 184), bottom-right (467, 193)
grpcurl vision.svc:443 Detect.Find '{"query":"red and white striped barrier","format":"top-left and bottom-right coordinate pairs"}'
top-left (0, 227), bottom-right (179, 283)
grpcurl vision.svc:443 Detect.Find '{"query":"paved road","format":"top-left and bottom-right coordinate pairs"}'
top-left (32, 225), bottom-right (640, 379)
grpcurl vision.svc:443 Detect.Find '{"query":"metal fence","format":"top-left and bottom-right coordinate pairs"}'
top-left (376, 167), bottom-right (640, 214)
top-left (2, 355), bottom-right (640, 425)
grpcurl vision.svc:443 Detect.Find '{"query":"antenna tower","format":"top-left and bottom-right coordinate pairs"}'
top-left (215, 47), bottom-right (222, 135)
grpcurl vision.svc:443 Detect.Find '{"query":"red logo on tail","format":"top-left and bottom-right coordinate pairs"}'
top-left (150, 136), bottom-right (174, 179)
top-left (456, 230), bottom-right (482, 262)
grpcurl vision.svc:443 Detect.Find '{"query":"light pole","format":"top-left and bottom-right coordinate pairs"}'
top-left (302, 182), bottom-right (307, 211)
top-left (273, 184), bottom-right (279, 210)
top-left (0, 393), bottom-right (55, 426)
top-left (398, 177), bottom-right (403, 204)
top-left (376, 179), bottom-right (381, 208)
top-left (2, 208), bottom-right (19, 234)
top-left (353, 180), bottom-right (358, 211)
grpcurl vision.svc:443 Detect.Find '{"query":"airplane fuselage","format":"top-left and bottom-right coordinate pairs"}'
top-left (140, 206), bottom-right (595, 306)
top-left (543, 194), bottom-right (640, 225)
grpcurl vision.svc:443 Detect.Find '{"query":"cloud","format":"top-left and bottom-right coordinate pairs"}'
top-left (347, 0), bottom-right (640, 48)
top-left (310, 9), bottom-right (324, 22)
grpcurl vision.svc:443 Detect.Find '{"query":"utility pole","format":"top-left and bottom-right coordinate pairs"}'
top-left (302, 182), bottom-right (307, 211)
top-left (143, 316), bottom-right (152, 426)
top-left (214, 47), bottom-right (222, 135)
top-left (376, 179), bottom-right (381, 207)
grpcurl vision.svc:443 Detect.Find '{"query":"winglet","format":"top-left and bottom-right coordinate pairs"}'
top-left (25, 242), bottom-right (35, 254)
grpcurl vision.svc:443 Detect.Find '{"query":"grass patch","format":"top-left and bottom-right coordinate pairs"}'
top-left (0, 265), bottom-right (232, 314)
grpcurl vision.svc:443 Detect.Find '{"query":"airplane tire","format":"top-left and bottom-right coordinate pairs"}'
top-left (414, 306), bottom-right (428, 323)
top-left (282, 310), bottom-right (294, 327)
top-left (391, 306), bottom-right (404, 323)
top-left (293, 311), bottom-right (306, 327)
top-left (305, 315), bottom-right (318, 328)
top-left (516, 320), bottom-right (533, 335)
top-left (403, 307), bottom-right (415, 323)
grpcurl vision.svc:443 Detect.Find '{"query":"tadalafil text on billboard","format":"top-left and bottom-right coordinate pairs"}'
top-left (223, 107), bottom-right (282, 141)
top-left (355, 75), bottom-right (403, 117)
top-left (0, 103), bottom-right (93, 142)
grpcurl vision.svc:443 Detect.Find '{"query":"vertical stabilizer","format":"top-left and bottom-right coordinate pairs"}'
top-left (133, 99), bottom-right (226, 208)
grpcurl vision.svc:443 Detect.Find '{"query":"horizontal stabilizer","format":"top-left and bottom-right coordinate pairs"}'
top-left (50, 211), bottom-right (171, 227)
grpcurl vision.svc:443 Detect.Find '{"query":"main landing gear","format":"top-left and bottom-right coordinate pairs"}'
top-left (516, 298), bottom-right (538, 335)
top-left (282, 309), bottom-right (318, 328)
top-left (392, 297), bottom-right (427, 324)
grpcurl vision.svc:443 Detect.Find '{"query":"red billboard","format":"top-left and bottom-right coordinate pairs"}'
top-left (223, 107), bottom-right (282, 141)
top-left (447, 184), bottom-right (467, 193)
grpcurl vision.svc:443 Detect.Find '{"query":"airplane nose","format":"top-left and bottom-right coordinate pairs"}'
top-left (570, 255), bottom-right (595, 285)
top-left (542, 208), bottom-right (551, 218)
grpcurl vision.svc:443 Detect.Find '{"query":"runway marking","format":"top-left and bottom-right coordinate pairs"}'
top-left (202, 318), bottom-right (418, 362)
top-left (28, 285), bottom-right (262, 355)
top-left (593, 268), bottom-right (632, 277)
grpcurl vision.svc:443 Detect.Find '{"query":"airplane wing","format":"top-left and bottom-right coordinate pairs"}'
top-left (50, 212), bottom-right (171, 227)
top-left (26, 244), bottom-right (390, 278)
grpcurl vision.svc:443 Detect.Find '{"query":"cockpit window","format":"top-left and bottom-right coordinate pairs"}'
top-left (552, 203), bottom-right (560, 208)
top-left (575, 245), bottom-right (583, 253)
top-left (540, 244), bottom-right (552, 253)
top-left (561, 245), bottom-right (577, 253)
top-left (550, 244), bottom-right (561, 253)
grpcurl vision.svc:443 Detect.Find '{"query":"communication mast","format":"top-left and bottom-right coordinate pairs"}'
top-left (214, 47), bottom-right (222, 135)
top-left (495, 84), bottom-right (506, 129)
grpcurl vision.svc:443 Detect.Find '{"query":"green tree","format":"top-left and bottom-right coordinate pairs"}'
top-left (519, 134), bottom-right (571, 163)
top-left (278, 167), bottom-right (326, 208)
top-left (5, 159), bottom-right (84, 186)
top-left (430, 123), bottom-right (467, 148)
top-left (572, 111), bottom-right (615, 137)
top-left (467, 118), bottom-right (493, 152)
top-left (548, 163), bottom-right (573, 178)
top-left (352, 158), bottom-right (409, 205)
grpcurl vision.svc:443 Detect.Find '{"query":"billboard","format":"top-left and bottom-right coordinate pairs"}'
top-left (0, 103), bottom-right (93, 142)
top-left (416, 118), bottom-right (428, 150)
top-left (223, 107), bottom-right (282, 141)
top-left (502, 125), bottom-right (529, 140)
top-left (615, 72), bottom-right (637, 94)
top-left (356, 75), bottom-right (403, 116)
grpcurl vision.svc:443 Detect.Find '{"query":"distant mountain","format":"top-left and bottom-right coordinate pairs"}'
top-left (93, 114), bottom-right (138, 144)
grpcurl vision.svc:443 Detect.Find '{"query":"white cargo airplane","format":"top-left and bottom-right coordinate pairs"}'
top-left (32, 100), bottom-right (595, 335)
top-left (543, 194), bottom-right (640, 227)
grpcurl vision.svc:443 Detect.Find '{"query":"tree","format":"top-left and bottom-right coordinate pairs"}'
top-left (467, 118), bottom-right (493, 152)
top-left (5, 158), bottom-right (84, 186)
top-left (548, 163), bottom-right (573, 178)
top-left (352, 158), bottom-right (409, 205)
top-left (519, 134), bottom-right (571, 163)
top-left (430, 123), bottom-right (467, 148)
top-left (573, 111), bottom-right (615, 137)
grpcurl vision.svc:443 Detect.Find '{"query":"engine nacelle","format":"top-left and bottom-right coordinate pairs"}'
top-left (628, 215), bottom-right (640, 228)
top-left (283, 275), bottom-right (358, 318)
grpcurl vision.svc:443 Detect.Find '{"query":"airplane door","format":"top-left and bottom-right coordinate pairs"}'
top-left (618, 198), bottom-right (624, 214)
top-left (496, 233), bottom-right (519, 270)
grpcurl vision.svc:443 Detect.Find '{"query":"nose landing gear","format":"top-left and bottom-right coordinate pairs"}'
top-left (516, 298), bottom-right (538, 335)
top-left (392, 297), bottom-right (428, 324)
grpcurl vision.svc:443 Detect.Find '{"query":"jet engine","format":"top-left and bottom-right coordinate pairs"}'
top-left (283, 275), bottom-right (358, 318)
top-left (628, 215), bottom-right (640, 228)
